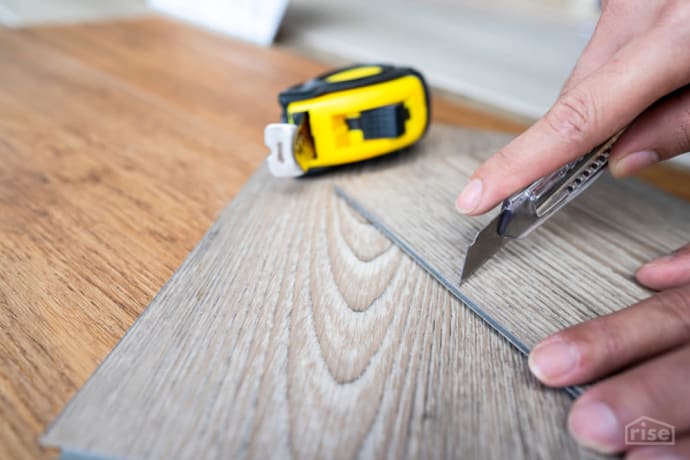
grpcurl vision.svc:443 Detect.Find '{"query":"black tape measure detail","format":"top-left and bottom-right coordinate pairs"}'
top-left (346, 103), bottom-right (410, 140)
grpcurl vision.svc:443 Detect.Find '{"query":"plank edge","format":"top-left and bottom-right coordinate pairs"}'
top-left (333, 185), bottom-right (583, 398)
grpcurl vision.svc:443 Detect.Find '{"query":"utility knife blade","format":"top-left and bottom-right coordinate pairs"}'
top-left (459, 130), bottom-right (624, 284)
top-left (460, 214), bottom-right (505, 281)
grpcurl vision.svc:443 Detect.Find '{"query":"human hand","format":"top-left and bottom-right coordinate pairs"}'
top-left (455, 3), bottom-right (690, 455)
top-left (456, 0), bottom-right (690, 215)
top-left (528, 244), bottom-right (690, 459)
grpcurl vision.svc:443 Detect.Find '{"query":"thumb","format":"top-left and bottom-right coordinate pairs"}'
top-left (609, 86), bottom-right (690, 178)
top-left (636, 244), bottom-right (690, 290)
top-left (456, 37), bottom-right (688, 215)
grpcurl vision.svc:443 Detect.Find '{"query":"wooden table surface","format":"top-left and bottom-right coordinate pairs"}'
top-left (1, 17), bottom-right (688, 459)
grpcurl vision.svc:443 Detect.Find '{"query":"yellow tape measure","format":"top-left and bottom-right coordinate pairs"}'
top-left (265, 64), bottom-right (430, 177)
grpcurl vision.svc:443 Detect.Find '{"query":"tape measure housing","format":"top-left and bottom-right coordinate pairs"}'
top-left (277, 64), bottom-right (430, 174)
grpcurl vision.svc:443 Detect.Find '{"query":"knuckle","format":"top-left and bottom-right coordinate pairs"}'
top-left (561, 317), bottom-right (621, 371)
top-left (545, 92), bottom-right (594, 144)
top-left (480, 147), bottom-right (521, 184)
top-left (634, 368), bottom-right (671, 417)
top-left (491, 147), bottom-right (515, 169)
top-left (588, 317), bottom-right (624, 366)
top-left (657, 287), bottom-right (690, 338)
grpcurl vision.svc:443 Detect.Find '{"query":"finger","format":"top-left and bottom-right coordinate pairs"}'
top-left (456, 35), bottom-right (690, 215)
top-left (636, 244), bottom-right (690, 290)
top-left (528, 284), bottom-right (690, 386)
top-left (608, 86), bottom-right (690, 177)
top-left (627, 435), bottom-right (690, 460)
top-left (568, 343), bottom-right (690, 454)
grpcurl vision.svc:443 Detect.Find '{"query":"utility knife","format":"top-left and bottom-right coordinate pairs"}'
top-left (460, 131), bottom-right (624, 283)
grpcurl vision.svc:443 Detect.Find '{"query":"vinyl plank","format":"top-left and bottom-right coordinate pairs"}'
top-left (42, 165), bottom-right (603, 459)
top-left (337, 125), bottom-right (690, 358)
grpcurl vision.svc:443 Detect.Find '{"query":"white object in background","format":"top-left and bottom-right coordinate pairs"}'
top-left (149, 0), bottom-right (289, 45)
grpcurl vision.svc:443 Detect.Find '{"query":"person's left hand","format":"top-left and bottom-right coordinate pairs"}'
top-left (528, 244), bottom-right (690, 459)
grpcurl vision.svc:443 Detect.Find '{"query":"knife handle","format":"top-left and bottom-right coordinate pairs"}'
top-left (500, 129), bottom-right (624, 238)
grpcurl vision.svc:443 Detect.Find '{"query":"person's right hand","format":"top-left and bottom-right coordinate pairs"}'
top-left (527, 245), bottom-right (690, 459)
top-left (456, 0), bottom-right (690, 215)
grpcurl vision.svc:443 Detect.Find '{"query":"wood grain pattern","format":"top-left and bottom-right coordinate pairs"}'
top-left (337, 125), bottom-right (690, 356)
top-left (0, 24), bottom-right (259, 460)
top-left (41, 166), bottom-right (602, 460)
top-left (21, 18), bottom-right (528, 138)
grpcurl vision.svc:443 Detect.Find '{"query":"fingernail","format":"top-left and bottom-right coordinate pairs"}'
top-left (610, 150), bottom-right (659, 177)
top-left (528, 337), bottom-right (579, 383)
top-left (568, 400), bottom-right (622, 454)
top-left (456, 179), bottom-right (483, 214)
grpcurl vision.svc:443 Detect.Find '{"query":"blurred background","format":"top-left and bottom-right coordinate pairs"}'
top-left (2, 0), bottom-right (687, 167)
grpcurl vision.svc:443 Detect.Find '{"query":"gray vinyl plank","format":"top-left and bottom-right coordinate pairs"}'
top-left (337, 124), bottom-right (690, 358)
top-left (42, 160), bottom-right (603, 459)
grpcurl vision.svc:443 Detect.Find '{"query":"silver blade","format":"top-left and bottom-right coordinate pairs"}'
top-left (459, 215), bottom-right (506, 283)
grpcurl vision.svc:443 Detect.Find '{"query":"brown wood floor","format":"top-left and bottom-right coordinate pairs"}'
top-left (1, 17), bottom-right (688, 459)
